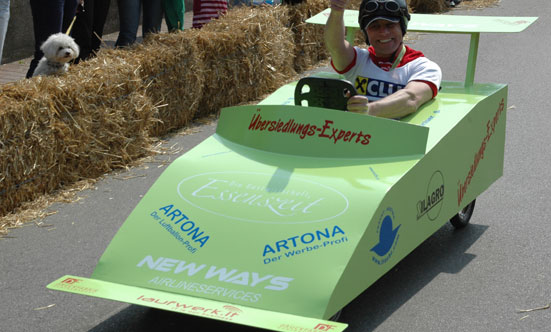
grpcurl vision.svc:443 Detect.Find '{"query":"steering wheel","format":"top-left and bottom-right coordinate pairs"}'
top-left (294, 76), bottom-right (357, 111)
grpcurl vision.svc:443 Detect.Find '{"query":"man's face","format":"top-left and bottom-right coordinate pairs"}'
top-left (366, 19), bottom-right (403, 58)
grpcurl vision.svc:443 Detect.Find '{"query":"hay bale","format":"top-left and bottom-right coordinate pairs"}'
top-left (196, 5), bottom-right (296, 117)
top-left (0, 81), bottom-right (59, 216)
top-left (43, 49), bottom-right (154, 173)
top-left (409, 0), bottom-right (447, 13)
top-left (0, 50), bottom-right (154, 216)
top-left (138, 30), bottom-right (206, 136)
top-left (190, 30), bottom-right (255, 117)
top-left (286, 0), bottom-right (331, 72)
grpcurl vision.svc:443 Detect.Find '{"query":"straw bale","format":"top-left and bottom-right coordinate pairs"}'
top-left (191, 30), bottom-right (253, 117)
top-left (138, 30), bottom-right (206, 136)
top-left (0, 50), bottom-right (154, 216)
top-left (0, 81), bottom-right (58, 216)
top-left (203, 4), bottom-right (295, 80)
top-left (285, 0), bottom-right (330, 72)
top-left (42, 49), bottom-right (154, 172)
top-left (196, 5), bottom-right (296, 117)
top-left (452, 0), bottom-right (499, 10)
top-left (409, 0), bottom-right (446, 13)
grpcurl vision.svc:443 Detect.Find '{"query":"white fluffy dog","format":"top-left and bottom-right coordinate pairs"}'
top-left (33, 33), bottom-right (79, 77)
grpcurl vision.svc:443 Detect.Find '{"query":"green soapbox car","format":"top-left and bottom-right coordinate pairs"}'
top-left (47, 9), bottom-right (536, 332)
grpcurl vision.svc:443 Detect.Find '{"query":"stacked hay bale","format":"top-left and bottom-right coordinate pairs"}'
top-left (137, 30), bottom-right (206, 137)
top-left (196, 5), bottom-right (296, 117)
top-left (0, 53), bottom-right (153, 216)
top-left (0, 81), bottom-right (59, 216)
top-left (44, 50), bottom-right (154, 173)
top-left (409, 0), bottom-right (447, 13)
top-left (286, 0), bottom-right (330, 72)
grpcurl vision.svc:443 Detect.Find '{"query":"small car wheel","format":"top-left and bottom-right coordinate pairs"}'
top-left (450, 199), bottom-right (476, 229)
top-left (329, 309), bottom-right (343, 322)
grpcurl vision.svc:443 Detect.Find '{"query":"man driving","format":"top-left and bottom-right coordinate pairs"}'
top-left (325, 0), bottom-right (442, 118)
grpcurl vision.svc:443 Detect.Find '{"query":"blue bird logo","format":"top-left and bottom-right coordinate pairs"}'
top-left (371, 215), bottom-right (401, 257)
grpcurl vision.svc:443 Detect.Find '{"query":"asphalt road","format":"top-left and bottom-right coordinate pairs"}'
top-left (1, 0), bottom-right (550, 331)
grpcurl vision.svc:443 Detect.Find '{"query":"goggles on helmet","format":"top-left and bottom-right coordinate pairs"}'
top-left (363, 0), bottom-right (401, 14)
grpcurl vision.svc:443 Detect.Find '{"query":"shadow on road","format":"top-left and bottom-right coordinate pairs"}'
top-left (341, 222), bottom-right (488, 331)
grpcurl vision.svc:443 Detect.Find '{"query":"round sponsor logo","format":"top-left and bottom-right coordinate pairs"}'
top-left (177, 171), bottom-right (349, 224)
top-left (371, 207), bottom-right (400, 265)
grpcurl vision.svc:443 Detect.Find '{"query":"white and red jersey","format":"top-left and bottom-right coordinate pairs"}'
top-left (332, 45), bottom-right (442, 101)
top-left (192, 0), bottom-right (228, 29)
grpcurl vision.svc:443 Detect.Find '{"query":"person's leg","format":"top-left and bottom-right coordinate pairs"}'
top-left (163, 0), bottom-right (184, 31)
top-left (62, 0), bottom-right (79, 33)
top-left (175, 0), bottom-right (185, 31)
top-left (142, 0), bottom-right (162, 38)
top-left (26, 0), bottom-right (65, 78)
top-left (115, 0), bottom-right (140, 47)
top-left (90, 0), bottom-right (111, 53)
top-left (192, 0), bottom-right (202, 28)
top-left (72, 0), bottom-right (93, 62)
top-left (26, 0), bottom-right (41, 77)
top-left (162, 0), bottom-right (175, 31)
top-left (0, 0), bottom-right (10, 64)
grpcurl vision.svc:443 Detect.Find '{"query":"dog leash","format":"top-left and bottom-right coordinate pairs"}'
top-left (65, 15), bottom-right (77, 35)
top-left (65, 1), bottom-right (84, 35)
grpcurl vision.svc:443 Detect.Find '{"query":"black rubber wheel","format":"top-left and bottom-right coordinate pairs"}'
top-left (449, 199), bottom-right (476, 229)
top-left (329, 309), bottom-right (343, 322)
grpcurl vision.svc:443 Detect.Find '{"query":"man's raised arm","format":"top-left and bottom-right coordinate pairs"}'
top-left (324, 0), bottom-right (355, 72)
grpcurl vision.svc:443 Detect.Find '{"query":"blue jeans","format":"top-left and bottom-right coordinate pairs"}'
top-left (115, 0), bottom-right (162, 47)
top-left (26, 0), bottom-right (80, 78)
top-left (0, 0), bottom-right (10, 63)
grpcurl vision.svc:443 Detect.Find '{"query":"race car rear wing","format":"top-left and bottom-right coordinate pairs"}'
top-left (306, 9), bottom-right (537, 87)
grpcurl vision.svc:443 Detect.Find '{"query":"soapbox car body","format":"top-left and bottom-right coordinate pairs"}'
top-left (47, 10), bottom-right (536, 332)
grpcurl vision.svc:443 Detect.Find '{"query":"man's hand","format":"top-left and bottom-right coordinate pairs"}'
top-left (330, 0), bottom-right (349, 12)
top-left (347, 95), bottom-right (370, 114)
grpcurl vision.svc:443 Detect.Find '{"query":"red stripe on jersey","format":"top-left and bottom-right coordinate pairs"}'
top-left (330, 48), bottom-right (357, 74)
top-left (413, 80), bottom-right (439, 98)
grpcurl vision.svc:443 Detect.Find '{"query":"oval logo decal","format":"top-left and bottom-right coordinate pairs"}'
top-left (177, 171), bottom-right (349, 224)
